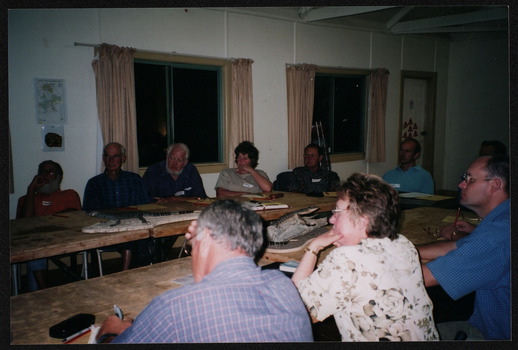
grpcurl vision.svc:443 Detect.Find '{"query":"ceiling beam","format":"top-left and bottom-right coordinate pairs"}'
top-left (386, 7), bottom-right (414, 29)
top-left (391, 7), bottom-right (508, 33)
top-left (300, 6), bottom-right (395, 22)
top-left (395, 25), bottom-right (508, 34)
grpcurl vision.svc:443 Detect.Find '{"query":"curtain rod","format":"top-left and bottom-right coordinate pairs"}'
top-left (74, 42), bottom-right (235, 62)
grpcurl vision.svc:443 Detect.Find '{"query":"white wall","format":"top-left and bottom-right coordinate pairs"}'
top-left (442, 36), bottom-right (509, 190)
top-left (8, 8), bottom-right (508, 219)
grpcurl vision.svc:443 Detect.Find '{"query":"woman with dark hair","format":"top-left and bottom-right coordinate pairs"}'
top-left (292, 173), bottom-right (439, 341)
top-left (215, 141), bottom-right (272, 196)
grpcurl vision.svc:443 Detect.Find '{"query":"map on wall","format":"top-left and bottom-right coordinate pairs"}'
top-left (34, 78), bottom-right (67, 124)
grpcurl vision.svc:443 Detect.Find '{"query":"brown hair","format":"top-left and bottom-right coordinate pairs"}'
top-left (337, 173), bottom-right (400, 240)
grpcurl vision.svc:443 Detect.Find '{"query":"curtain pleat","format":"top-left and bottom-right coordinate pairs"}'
top-left (229, 58), bottom-right (254, 165)
top-left (92, 44), bottom-right (138, 172)
top-left (286, 64), bottom-right (318, 169)
top-left (366, 68), bottom-right (390, 162)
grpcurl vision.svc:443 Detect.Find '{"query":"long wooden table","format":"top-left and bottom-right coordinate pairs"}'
top-left (10, 192), bottom-right (336, 294)
top-left (10, 206), bottom-right (474, 345)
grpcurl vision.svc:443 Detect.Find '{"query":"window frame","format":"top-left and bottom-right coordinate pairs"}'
top-left (133, 51), bottom-right (232, 175)
top-left (314, 66), bottom-right (370, 163)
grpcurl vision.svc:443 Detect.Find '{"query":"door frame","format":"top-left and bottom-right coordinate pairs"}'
top-left (398, 70), bottom-right (437, 176)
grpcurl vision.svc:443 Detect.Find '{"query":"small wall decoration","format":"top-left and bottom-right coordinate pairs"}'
top-left (35, 78), bottom-right (67, 124)
top-left (42, 124), bottom-right (65, 151)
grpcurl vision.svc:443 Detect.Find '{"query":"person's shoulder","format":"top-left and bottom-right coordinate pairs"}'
top-left (59, 189), bottom-right (80, 197)
top-left (144, 160), bottom-right (165, 173)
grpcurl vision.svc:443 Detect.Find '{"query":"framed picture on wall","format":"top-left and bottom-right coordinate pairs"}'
top-left (34, 78), bottom-right (67, 124)
top-left (42, 124), bottom-right (65, 152)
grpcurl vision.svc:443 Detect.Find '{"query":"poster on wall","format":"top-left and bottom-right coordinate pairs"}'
top-left (34, 78), bottom-right (67, 124)
top-left (42, 124), bottom-right (65, 152)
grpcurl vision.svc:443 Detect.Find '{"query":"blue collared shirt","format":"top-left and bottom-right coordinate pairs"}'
top-left (427, 199), bottom-right (510, 339)
top-left (382, 165), bottom-right (434, 194)
top-left (83, 170), bottom-right (150, 211)
top-left (113, 257), bottom-right (313, 343)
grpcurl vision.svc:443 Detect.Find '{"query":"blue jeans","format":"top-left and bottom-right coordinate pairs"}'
top-left (26, 259), bottom-right (47, 291)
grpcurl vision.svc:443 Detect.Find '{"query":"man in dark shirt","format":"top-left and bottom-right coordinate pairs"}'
top-left (83, 142), bottom-right (150, 270)
top-left (288, 143), bottom-right (340, 194)
top-left (142, 143), bottom-right (206, 202)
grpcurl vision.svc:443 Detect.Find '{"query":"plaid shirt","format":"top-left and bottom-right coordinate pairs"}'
top-left (113, 257), bottom-right (313, 343)
top-left (83, 170), bottom-right (150, 211)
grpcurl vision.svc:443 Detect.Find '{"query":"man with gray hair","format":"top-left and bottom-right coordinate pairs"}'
top-left (143, 143), bottom-right (206, 203)
top-left (96, 200), bottom-right (313, 343)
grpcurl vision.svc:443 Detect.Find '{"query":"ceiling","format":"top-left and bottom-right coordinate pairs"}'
top-left (215, 6), bottom-right (508, 40)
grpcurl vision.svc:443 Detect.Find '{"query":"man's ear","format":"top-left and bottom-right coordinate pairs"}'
top-left (121, 155), bottom-right (127, 163)
top-left (490, 177), bottom-right (503, 194)
top-left (413, 152), bottom-right (420, 160)
top-left (319, 155), bottom-right (324, 162)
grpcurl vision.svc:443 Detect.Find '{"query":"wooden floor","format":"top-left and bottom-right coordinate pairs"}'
top-left (16, 245), bottom-right (473, 342)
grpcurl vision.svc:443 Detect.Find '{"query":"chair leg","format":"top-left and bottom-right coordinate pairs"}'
top-left (178, 236), bottom-right (188, 259)
top-left (96, 249), bottom-right (103, 277)
top-left (82, 251), bottom-right (89, 279)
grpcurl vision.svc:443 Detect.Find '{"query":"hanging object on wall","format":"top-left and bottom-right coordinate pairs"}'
top-left (311, 121), bottom-right (331, 171)
top-left (34, 78), bottom-right (67, 124)
top-left (401, 117), bottom-right (419, 141)
top-left (42, 124), bottom-right (64, 152)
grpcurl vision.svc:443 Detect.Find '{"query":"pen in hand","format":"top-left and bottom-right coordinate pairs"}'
top-left (114, 304), bottom-right (123, 319)
top-left (453, 207), bottom-right (461, 228)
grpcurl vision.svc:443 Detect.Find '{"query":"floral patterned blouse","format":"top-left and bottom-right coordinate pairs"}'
top-left (297, 235), bottom-right (439, 341)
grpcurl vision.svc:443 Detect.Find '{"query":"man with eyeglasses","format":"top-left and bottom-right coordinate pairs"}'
top-left (83, 142), bottom-right (150, 270)
top-left (95, 200), bottom-right (313, 343)
top-left (417, 155), bottom-right (510, 340)
top-left (16, 160), bottom-right (81, 291)
top-left (382, 138), bottom-right (434, 195)
top-left (287, 143), bottom-right (340, 194)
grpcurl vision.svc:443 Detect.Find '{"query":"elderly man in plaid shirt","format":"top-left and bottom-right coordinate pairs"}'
top-left (96, 200), bottom-right (313, 343)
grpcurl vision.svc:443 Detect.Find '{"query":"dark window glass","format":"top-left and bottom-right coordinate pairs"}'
top-left (313, 74), bottom-right (366, 154)
top-left (135, 61), bottom-right (222, 166)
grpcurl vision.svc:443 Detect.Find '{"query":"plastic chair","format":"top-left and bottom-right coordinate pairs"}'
top-left (273, 171), bottom-right (292, 191)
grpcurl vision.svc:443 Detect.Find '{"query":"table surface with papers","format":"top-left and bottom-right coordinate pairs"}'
top-left (10, 192), bottom-right (337, 263)
top-left (10, 205), bottom-right (477, 344)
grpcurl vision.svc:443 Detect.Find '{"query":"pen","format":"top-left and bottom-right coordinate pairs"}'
top-left (114, 304), bottom-right (123, 319)
top-left (453, 207), bottom-right (461, 228)
top-left (62, 327), bottom-right (91, 343)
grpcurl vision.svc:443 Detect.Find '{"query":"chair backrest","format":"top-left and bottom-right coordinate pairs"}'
top-left (273, 171), bottom-right (292, 191)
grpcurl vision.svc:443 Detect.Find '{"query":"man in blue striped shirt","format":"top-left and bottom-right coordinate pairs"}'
top-left (96, 200), bottom-right (314, 343)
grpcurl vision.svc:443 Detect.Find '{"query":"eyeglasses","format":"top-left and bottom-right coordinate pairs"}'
top-left (331, 207), bottom-right (346, 214)
top-left (39, 169), bottom-right (57, 175)
top-left (103, 154), bottom-right (122, 160)
top-left (460, 173), bottom-right (493, 184)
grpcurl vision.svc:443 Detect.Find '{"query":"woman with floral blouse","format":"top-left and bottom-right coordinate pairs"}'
top-left (292, 173), bottom-right (439, 341)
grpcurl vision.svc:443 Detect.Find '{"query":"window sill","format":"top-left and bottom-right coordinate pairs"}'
top-left (330, 153), bottom-right (365, 163)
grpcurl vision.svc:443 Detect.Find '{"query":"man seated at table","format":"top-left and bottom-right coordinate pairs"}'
top-left (382, 138), bottom-right (434, 195)
top-left (287, 143), bottom-right (340, 194)
top-left (16, 160), bottom-right (82, 291)
top-left (417, 155), bottom-right (510, 340)
top-left (142, 143), bottom-right (207, 203)
top-left (83, 142), bottom-right (151, 270)
top-left (142, 142), bottom-right (207, 262)
top-left (96, 200), bottom-right (313, 343)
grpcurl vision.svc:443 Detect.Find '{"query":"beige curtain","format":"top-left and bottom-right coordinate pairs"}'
top-left (366, 68), bottom-right (390, 162)
top-left (229, 58), bottom-right (254, 165)
top-left (92, 43), bottom-right (138, 172)
top-left (286, 64), bottom-right (318, 169)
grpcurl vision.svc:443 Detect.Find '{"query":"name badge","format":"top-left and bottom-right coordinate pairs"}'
top-left (312, 178), bottom-right (322, 183)
top-left (243, 182), bottom-right (254, 188)
top-left (391, 183), bottom-right (401, 189)
top-left (42, 200), bottom-right (52, 206)
top-left (184, 187), bottom-right (192, 191)
top-left (174, 191), bottom-right (185, 196)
